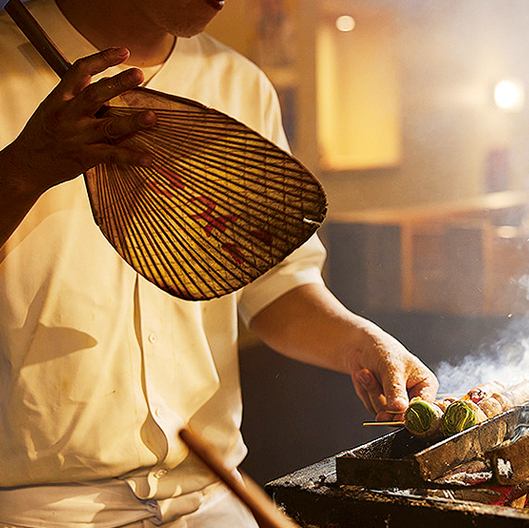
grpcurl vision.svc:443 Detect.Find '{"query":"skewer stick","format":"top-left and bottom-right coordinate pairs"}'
top-left (362, 421), bottom-right (405, 427)
top-left (179, 428), bottom-right (300, 528)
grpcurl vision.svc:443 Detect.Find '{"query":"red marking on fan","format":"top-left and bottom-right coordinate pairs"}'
top-left (144, 165), bottom-right (184, 198)
top-left (222, 243), bottom-right (244, 265)
top-left (157, 166), bottom-right (185, 189)
top-left (250, 229), bottom-right (273, 245)
top-left (145, 178), bottom-right (173, 199)
top-left (190, 196), bottom-right (238, 237)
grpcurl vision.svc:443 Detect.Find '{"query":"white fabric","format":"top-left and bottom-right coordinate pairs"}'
top-left (0, 478), bottom-right (258, 528)
top-left (0, 0), bottom-right (326, 512)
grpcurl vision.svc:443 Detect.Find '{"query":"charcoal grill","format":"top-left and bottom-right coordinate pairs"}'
top-left (336, 404), bottom-right (529, 488)
top-left (266, 405), bottom-right (529, 527)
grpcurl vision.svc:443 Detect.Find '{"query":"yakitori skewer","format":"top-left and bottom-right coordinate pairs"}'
top-left (362, 421), bottom-right (405, 427)
top-left (403, 397), bottom-right (456, 438)
top-left (442, 380), bottom-right (529, 435)
top-left (401, 380), bottom-right (529, 438)
top-left (364, 380), bottom-right (529, 438)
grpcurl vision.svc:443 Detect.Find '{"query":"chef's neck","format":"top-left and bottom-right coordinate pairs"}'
top-left (55, 0), bottom-right (176, 67)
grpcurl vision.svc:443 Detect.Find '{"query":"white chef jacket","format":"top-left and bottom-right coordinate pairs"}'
top-left (0, 0), bottom-right (326, 499)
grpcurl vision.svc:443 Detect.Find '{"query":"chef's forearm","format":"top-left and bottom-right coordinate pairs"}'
top-left (250, 282), bottom-right (439, 418)
top-left (249, 282), bottom-right (379, 374)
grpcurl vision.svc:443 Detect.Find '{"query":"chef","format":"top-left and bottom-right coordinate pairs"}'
top-left (0, 0), bottom-right (439, 526)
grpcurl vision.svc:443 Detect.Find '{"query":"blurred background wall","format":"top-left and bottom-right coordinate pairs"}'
top-left (209, 0), bottom-right (529, 212)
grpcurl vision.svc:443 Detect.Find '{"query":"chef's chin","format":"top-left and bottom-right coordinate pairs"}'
top-left (170, 2), bottom-right (223, 38)
top-left (204, 0), bottom-right (225, 11)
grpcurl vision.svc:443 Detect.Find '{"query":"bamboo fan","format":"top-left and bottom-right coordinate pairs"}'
top-left (5, 0), bottom-right (327, 300)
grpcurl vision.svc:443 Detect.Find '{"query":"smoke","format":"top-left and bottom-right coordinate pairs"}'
top-left (436, 314), bottom-right (529, 395)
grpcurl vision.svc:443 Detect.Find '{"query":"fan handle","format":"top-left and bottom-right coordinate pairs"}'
top-left (5, 0), bottom-right (70, 77)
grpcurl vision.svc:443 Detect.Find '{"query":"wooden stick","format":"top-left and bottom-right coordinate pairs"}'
top-left (179, 428), bottom-right (300, 528)
top-left (5, 0), bottom-right (70, 77)
top-left (362, 421), bottom-right (405, 427)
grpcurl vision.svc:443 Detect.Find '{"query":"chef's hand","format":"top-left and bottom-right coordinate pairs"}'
top-left (349, 331), bottom-right (438, 421)
top-left (249, 283), bottom-right (439, 424)
top-left (7, 47), bottom-right (156, 197)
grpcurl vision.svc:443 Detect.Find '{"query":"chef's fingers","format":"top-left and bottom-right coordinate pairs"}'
top-left (86, 143), bottom-right (153, 168)
top-left (408, 371), bottom-right (439, 402)
top-left (380, 367), bottom-right (409, 414)
top-left (73, 68), bottom-right (144, 117)
top-left (376, 410), bottom-right (405, 422)
top-left (85, 110), bottom-right (157, 144)
top-left (353, 369), bottom-right (387, 415)
top-left (58, 47), bottom-right (132, 100)
top-left (351, 371), bottom-right (375, 414)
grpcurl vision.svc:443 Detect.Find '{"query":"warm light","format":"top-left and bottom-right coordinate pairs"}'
top-left (317, 18), bottom-right (401, 171)
top-left (335, 15), bottom-right (356, 32)
top-left (494, 79), bottom-right (525, 112)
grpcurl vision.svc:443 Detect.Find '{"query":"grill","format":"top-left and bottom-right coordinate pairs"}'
top-left (336, 405), bottom-right (529, 488)
top-left (267, 405), bottom-right (529, 527)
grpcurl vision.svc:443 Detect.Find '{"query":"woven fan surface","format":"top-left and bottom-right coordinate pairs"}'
top-left (84, 88), bottom-right (327, 300)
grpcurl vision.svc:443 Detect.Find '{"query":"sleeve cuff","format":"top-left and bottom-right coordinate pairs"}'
top-left (237, 234), bottom-right (327, 327)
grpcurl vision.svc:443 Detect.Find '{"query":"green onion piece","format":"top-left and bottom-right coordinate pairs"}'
top-left (404, 398), bottom-right (443, 438)
top-left (441, 400), bottom-right (479, 436)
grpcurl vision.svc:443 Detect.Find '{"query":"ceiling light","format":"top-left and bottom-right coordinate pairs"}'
top-left (336, 15), bottom-right (356, 32)
top-left (494, 79), bottom-right (525, 112)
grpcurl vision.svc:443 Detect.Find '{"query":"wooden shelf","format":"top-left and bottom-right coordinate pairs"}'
top-left (326, 191), bottom-right (529, 316)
